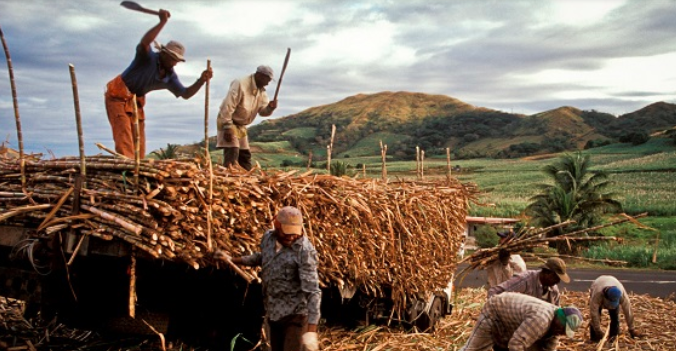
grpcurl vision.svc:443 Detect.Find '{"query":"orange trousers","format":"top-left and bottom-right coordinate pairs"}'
top-left (104, 76), bottom-right (146, 158)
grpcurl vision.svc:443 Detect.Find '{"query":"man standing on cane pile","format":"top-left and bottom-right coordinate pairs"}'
top-left (216, 65), bottom-right (278, 170)
top-left (488, 257), bottom-right (569, 305)
top-left (459, 292), bottom-right (583, 351)
top-left (105, 9), bottom-right (212, 158)
top-left (215, 206), bottom-right (321, 351)
top-left (588, 275), bottom-right (642, 342)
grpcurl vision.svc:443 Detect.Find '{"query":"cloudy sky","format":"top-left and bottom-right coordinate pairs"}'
top-left (1, 0), bottom-right (675, 157)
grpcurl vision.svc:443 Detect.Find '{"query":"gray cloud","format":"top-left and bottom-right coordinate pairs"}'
top-left (1, 0), bottom-right (675, 156)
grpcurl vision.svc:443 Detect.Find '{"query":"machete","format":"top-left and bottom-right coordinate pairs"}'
top-left (120, 1), bottom-right (160, 16)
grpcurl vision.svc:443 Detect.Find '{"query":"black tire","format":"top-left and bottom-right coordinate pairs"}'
top-left (415, 297), bottom-right (443, 332)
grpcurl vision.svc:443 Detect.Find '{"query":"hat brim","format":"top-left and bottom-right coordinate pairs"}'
top-left (557, 272), bottom-right (571, 283)
top-left (281, 223), bottom-right (302, 235)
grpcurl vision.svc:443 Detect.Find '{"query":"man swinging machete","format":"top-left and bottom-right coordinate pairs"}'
top-left (105, 6), bottom-right (212, 158)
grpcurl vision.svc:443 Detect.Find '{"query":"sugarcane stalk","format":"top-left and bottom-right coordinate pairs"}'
top-left (1, 25), bottom-right (25, 190)
top-left (96, 142), bottom-right (130, 159)
top-left (0, 204), bottom-right (51, 223)
top-left (82, 204), bottom-right (142, 235)
top-left (37, 187), bottom-right (74, 232)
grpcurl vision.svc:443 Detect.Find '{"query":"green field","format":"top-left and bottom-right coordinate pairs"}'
top-left (250, 138), bottom-right (676, 218)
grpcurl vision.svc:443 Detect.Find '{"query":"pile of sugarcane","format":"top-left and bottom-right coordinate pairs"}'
top-left (0, 155), bottom-right (473, 313)
top-left (457, 213), bottom-right (649, 281)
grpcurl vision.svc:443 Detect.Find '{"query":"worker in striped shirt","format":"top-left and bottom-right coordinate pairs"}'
top-left (487, 257), bottom-right (569, 305)
top-left (460, 292), bottom-right (583, 351)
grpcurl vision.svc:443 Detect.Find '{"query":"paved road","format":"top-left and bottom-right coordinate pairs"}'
top-left (456, 265), bottom-right (676, 301)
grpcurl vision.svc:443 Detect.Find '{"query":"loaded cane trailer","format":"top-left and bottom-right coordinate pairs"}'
top-left (0, 154), bottom-right (473, 347)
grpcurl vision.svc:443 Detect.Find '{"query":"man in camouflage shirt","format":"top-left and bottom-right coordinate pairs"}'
top-left (488, 257), bottom-right (570, 305)
top-left (220, 206), bottom-right (321, 351)
top-left (460, 292), bottom-right (583, 351)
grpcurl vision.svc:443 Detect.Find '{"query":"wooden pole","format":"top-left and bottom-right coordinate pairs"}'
top-left (68, 64), bottom-right (86, 181)
top-left (362, 163), bottom-right (366, 178)
top-left (327, 124), bottom-right (335, 173)
top-left (421, 150), bottom-right (425, 180)
top-left (380, 140), bottom-right (387, 182)
top-left (446, 147), bottom-right (451, 181)
top-left (204, 59), bottom-right (213, 251)
top-left (1, 25), bottom-right (25, 189)
top-left (307, 151), bottom-right (313, 170)
top-left (416, 146), bottom-right (420, 180)
top-left (129, 247), bottom-right (137, 318)
top-left (652, 230), bottom-right (660, 263)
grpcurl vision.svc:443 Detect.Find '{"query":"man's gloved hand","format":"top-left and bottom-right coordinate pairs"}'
top-left (223, 127), bottom-right (235, 143)
top-left (302, 331), bottom-right (318, 351)
top-left (630, 329), bottom-right (643, 338)
top-left (213, 250), bottom-right (231, 262)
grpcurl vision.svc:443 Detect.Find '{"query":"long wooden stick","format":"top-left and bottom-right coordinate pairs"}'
top-left (327, 124), bottom-right (335, 173)
top-left (129, 247), bottom-right (137, 318)
top-left (204, 59), bottom-right (213, 251)
top-left (1, 25), bottom-right (25, 189)
top-left (132, 94), bottom-right (140, 188)
top-left (68, 64), bottom-right (86, 180)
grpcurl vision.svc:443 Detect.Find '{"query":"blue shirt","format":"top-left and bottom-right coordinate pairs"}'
top-left (240, 229), bottom-right (322, 324)
top-left (121, 44), bottom-right (186, 97)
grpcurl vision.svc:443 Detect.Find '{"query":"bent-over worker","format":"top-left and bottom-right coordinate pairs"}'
top-left (589, 275), bottom-right (642, 342)
top-left (459, 292), bottom-right (583, 351)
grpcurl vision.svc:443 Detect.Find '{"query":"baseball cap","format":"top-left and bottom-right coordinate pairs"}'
top-left (605, 286), bottom-right (623, 308)
top-left (161, 40), bottom-right (186, 62)
top-left (558, 307), bottom-right (583, 338)
top-left (256, 65), bottom-right (275, 80)
top-left (541, 257), bottom-right (570, 283)
top-left (276, 206), bottom-right (303, 235)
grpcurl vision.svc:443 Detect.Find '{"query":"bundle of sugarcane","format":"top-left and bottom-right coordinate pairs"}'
top-left (456, 213), bottom-right (649, 281)
top-left (0, 155), bottom-right (473, 313)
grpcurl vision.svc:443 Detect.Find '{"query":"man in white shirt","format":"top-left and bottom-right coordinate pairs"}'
top-left (216, 65), bottom-right (278, 170)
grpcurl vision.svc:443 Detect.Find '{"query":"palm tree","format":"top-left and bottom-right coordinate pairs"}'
top-left (525, 152), bottom-right (622, 246)
top-left (150, 143), bottom-right (179, 160)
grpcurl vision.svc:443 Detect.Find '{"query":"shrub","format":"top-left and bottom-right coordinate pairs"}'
top-left (474, 225), bottom-right (498, 248)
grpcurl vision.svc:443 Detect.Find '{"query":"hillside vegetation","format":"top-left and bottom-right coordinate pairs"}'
top-left (244, 91), bottom-right (676, 161)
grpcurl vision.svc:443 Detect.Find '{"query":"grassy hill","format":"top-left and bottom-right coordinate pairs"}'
top-left (245, 91), bottom-right (676, 161)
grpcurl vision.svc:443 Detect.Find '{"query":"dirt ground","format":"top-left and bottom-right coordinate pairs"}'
top-left (2, 287), bottom-right (675, 350)
top-left (320, 287), bottom-right (676, 351)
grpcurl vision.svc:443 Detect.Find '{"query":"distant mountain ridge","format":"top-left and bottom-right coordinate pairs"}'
top-left (242, 91), bottom-right (676, 160)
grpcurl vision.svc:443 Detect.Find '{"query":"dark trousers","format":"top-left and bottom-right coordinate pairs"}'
top-left (590, 307), bottom-right (620, 340)
top-left (223, 147), bottom-right (252, 170)
top-left (268, 314), bottom-right (308, 351)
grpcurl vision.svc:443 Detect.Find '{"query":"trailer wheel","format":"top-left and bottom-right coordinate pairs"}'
top-left (415, 297), bottom-right (443, 332)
